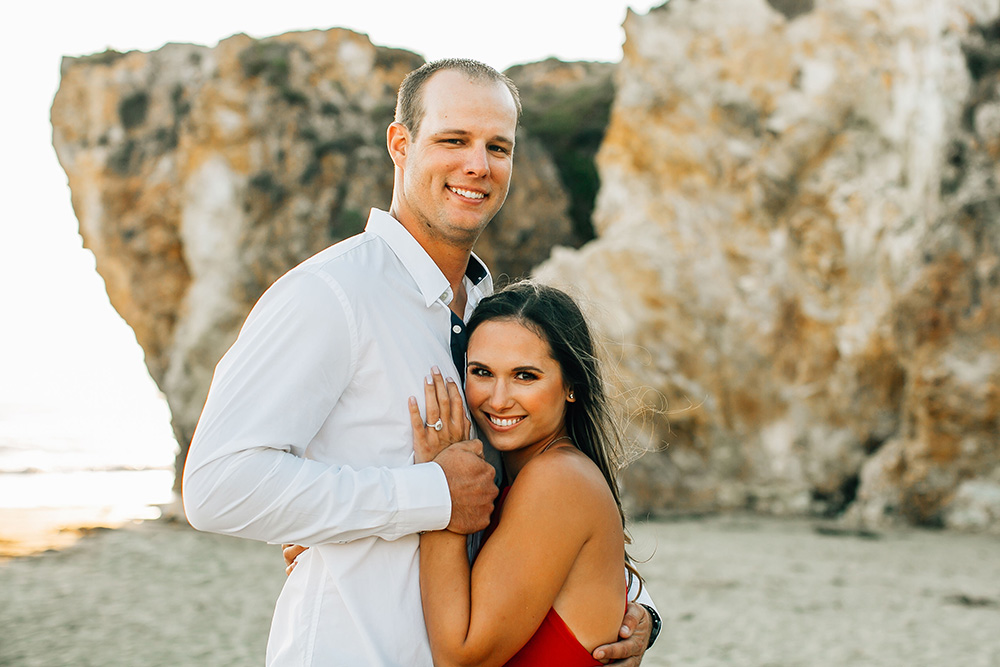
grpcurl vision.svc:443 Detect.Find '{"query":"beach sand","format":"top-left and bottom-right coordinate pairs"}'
top-left (1, 514), bottom-right (997, 666)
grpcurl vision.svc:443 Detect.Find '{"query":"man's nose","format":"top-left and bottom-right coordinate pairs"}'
top-left (464, 145), bottom-right (490, 177)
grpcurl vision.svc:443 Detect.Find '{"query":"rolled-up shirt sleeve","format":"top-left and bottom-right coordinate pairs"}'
top-left (182, 270), bottom-right (452, 545)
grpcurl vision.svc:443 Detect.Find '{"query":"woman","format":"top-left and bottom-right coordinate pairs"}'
top-left (410, 281), bottom-right (640, 666)
top-left (286, 281), bottom-right (643, 665)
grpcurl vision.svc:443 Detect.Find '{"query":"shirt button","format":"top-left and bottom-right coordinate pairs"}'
top-left (452, 324), bottom-right (462, 334)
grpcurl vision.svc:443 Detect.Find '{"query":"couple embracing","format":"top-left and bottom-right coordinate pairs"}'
top-left (184, 58), bottom-right (660, 666)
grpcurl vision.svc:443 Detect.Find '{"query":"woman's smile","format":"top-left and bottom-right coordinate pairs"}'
top-left (484, 413), bottom-right (526, 429)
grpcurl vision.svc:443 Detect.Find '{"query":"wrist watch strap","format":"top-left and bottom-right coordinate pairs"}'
top-left (640, 603), bottom-right (662, 648)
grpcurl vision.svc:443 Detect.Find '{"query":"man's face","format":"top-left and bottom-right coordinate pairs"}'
top-left (391, 70), bottom-right (518, 250)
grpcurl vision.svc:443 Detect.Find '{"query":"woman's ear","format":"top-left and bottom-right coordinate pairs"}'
top-left (566, 388), bottom-right (576, 402)
top-left (387, 122), bottom-right (409, 168)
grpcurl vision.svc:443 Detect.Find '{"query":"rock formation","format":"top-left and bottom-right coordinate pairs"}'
top-left (506, 59), bottom-right (617, 245)
top-left (535, 0), bottom-right (1000, 530)
top-left (51, 29), bottom-right (575, 486)
top-left (52, 2), bottom-right (1000, 531)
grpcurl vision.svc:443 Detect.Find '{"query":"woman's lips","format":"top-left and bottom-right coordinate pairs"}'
top-left (486, 414), bottom-right (525, 429)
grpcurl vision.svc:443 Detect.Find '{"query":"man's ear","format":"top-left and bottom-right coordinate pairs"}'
top-left (387, 122), bottom-right (409, 169)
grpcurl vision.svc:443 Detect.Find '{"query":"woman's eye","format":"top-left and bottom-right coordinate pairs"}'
top-left (515, 371), bottom-right (538, 381)
top-left (469, 367), bottom-right (490, 377)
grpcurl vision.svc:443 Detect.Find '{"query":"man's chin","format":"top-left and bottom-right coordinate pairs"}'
top-left (443, 216), bottom-right (496, 246)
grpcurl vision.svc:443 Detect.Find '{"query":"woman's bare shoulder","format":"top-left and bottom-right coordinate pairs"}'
top-left (508, 447), bottom-right (616, 514)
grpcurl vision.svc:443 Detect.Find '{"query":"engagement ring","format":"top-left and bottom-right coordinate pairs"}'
top-left (426, 419), bottom-right (444, 431)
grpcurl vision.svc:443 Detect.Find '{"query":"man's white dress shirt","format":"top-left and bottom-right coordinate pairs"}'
top-left (183, 209), bottom-right (493, 666)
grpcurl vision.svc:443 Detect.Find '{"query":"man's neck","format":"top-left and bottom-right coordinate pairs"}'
top-left (431, 244), bottom-right (471, 318)
top-left (431, 243), bottom-right (474, 288)
top-left (450, 282), bottom-right (468, 319)
top-left (388, 206), bottom-right (477, 314)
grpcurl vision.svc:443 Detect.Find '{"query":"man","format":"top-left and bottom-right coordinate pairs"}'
top-left (184, 58), bottom-right (658, 665)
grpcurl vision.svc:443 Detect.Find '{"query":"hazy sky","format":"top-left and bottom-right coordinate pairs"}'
top-left (0, 0), bottom-right (663, 469)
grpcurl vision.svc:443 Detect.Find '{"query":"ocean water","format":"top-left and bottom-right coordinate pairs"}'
top-left (0, 213), bottom-right (180, 529)
top-left (0, 391), bottom-right (177, 521)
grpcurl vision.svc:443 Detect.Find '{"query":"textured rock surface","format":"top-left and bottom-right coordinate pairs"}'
top-left (51, 29), bottom-right (575, 485)
top-left (53, 4), bottom-right (1000, 531)
top-left (506, 59), bottom-right (617, 245)
top-left (535, 0), bottom-right (1000, 530)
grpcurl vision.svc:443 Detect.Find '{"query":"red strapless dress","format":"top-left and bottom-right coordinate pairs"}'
top-left (502, 606), bottom-right (602, 666)
top-left (483, 487), bottom-right (603, 667)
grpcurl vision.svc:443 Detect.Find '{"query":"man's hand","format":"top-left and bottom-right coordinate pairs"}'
top-left (592, 601), bottom-right (651, 665)
top-left (435, 439), bottom-right (497, 534)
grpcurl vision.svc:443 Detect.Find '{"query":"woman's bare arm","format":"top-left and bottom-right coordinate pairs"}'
top-left (419, 454), bottom-right (620, 667)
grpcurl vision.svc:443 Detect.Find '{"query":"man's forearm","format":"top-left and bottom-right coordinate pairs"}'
top-left (183, 447), bottom-right (451, 545)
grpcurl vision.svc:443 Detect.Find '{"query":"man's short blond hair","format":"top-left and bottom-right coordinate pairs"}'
top-left (395, 58), bottom-right (521, 138)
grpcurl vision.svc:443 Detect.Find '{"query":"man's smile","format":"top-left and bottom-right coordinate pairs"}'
top-left (448, 185), bottom-right (487, 200)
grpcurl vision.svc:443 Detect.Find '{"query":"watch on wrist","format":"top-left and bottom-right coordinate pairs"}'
top-left (640, 603), bottom-right (662, 648)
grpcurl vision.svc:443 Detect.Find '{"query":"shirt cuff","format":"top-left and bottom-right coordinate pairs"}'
top-left (390, 461), bottom-right (452, 537)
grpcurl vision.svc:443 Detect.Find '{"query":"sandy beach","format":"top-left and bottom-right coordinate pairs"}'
top-left (1, 514), bottom-right (998, 666)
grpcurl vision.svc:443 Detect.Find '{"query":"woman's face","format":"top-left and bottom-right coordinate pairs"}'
top-left (465, 319), bottom-right (574, 459)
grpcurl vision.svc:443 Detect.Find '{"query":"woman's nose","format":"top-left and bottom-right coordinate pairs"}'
top-left (489, 381), bottom-right (513, 410)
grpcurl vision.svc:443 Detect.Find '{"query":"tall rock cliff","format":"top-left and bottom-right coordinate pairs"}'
top-left (52, 5), bottom-right (1000, 531)
top-left (51, 29), bottom-right (575, 486)
top-left (535, 0), bottom-right (1000, 530)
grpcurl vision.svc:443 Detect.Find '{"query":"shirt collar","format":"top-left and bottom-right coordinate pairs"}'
top-left (365, 208), bottom-right (492, 309)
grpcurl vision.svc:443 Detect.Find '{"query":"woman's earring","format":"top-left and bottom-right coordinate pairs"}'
top-left (568, 391), bottom-right (575, 401)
